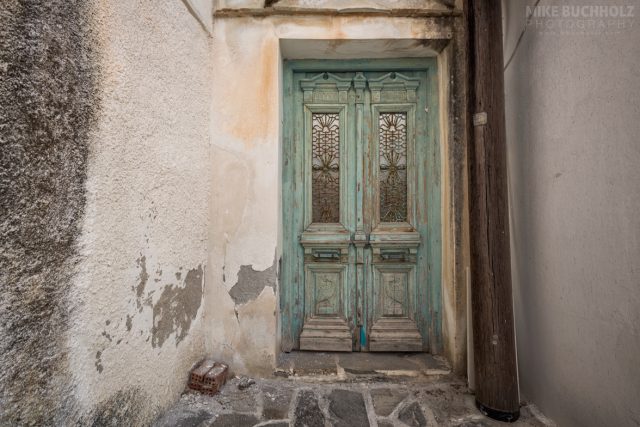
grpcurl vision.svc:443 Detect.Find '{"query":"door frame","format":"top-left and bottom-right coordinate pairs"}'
top-left (280, 58), bottom-right (442, 353)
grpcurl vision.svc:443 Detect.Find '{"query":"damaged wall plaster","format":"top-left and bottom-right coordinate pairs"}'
top-left (205, 8), bottom-right (467, 376)
top-left (65, 0), bottom-right (212, 423)
top-left (0, 0), bottom-right (210, 424)
top-left (152, 265), bottom-right (204, 348)
top-left (2, 0), bottom-right (467, 423)
top-left (229, 259), bottom-right (277, 305)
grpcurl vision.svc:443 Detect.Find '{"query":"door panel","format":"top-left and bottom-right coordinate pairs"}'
top-left (298, 73), bottom-right (355, 351)
top-left (299, 263), bottom-right (351, 351)
top-left (283, 61), bottom-right (440, 353)
top-left (365, 73), bottom-right (425, 351)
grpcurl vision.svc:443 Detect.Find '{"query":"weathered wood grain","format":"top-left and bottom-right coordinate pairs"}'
top-left (282, 60), bottom-right (442, 353)
top-left (465, 0), bottom-right (520, 419)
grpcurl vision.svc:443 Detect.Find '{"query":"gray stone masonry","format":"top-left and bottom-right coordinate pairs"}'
top-left (154, 353), bottom-right (555, 427)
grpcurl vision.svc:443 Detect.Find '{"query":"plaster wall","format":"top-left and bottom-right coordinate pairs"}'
top-left (504, 1), bottom-right (640, 425)
top-left (1, 1), bottom-right (469, 422)
top-left (68, 0), bottom-right (211, 424)
top-left (1, 2), bottom-right (99, 424)
top-left (1, 0), bottom-right (211, 424)
top-left (206, 10), bottom-right (467, 375)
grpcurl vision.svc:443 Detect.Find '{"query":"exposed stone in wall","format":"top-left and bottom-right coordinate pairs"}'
top-left (0, 0), bottom-right (99, 424)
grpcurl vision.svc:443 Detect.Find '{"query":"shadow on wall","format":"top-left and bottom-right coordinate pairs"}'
top-left (0, 1), bottom-right (100, 425)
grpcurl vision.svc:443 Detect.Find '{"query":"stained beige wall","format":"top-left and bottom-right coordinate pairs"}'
top-left (68, 1), bottom-right (211, 423)
top-left (205, 7), bottom-right (467, 375)
top-left (504, 1), bottom-right (640, 425)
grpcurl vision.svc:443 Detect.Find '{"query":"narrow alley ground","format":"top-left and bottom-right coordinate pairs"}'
top-left (153, 353), bottom-right (554, 427)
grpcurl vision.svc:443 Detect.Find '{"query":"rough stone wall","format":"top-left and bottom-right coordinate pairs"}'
top-left (0, 1), bottom-right (99, 424)
top-left (1, 0), bottom-right (211, 425)
top-left (503, 1), bottom-right (640, 426)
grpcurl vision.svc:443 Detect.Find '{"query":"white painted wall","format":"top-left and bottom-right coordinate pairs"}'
top-left (504, 1), bottom-right (640, 425)
top-left (69, 1), bottom-right (211, 423)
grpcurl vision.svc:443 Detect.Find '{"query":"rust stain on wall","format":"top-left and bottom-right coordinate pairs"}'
top-left (228, 37), bottom-right (278, 145)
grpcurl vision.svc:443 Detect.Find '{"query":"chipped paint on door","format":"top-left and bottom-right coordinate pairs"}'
top-left (282, 59), bottom-right (441, 353)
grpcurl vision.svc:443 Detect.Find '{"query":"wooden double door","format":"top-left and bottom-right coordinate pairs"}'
top-left (282, 60), bottom-right (441, 353)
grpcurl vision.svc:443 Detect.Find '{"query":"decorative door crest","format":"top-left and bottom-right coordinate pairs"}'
top-left (368, 72), bottom-right (420, 103)
top-left (300, 72), bottom-right (352, 103)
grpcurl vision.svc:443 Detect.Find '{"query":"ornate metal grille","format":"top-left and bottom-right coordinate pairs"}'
top-left (379, 113), bottom-right (407, 222)
top-left (312, 113), bottom-right (340, 223)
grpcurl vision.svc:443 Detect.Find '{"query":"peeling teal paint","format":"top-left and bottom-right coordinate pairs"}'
top-left (281, 59), bottom-right (442, 353)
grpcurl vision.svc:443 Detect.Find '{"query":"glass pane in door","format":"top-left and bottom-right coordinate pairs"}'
top-left (379, 112), bottom-right (408, 222)
top-left (312, 112), bottom-right (340, 223)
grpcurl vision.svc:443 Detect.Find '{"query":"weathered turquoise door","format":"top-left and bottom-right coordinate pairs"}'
top-left (282, 60), bottom-right (441, 353)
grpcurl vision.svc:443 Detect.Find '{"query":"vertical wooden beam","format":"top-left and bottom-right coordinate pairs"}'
top-left (465, 0), bottom-right (520, 421)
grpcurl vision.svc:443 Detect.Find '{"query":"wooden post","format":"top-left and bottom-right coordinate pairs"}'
top-left (465, 0), bottom-right (520, 421)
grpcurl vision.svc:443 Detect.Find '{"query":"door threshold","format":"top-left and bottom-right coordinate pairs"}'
top-left (275, 351), bottom-right (451, 381)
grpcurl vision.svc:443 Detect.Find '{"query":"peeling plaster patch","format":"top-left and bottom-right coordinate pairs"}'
top-left (151, 265), bottom-right (204, 348)
top-left (136, 255), bottom-right (149, 300)
top-left (228, 258), bottom-right (277, 305)
top-left (95, 351), bottom-right (103, 374)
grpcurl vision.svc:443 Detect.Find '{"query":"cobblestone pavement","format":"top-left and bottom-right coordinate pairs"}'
top-left (153, 366), bottom-right (554, 427)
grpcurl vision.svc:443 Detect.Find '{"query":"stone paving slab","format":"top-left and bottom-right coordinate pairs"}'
top-left (328, 389), bottom-right (369, 426)
top-left (398, 402), bottom-right (428, 427)
top-left (293, 390), bottom-right (324, 427)
top-left (371, 388), bottom-right (409, 417)
top-left (276, 352), bottom-right (451, 378)
top-left (153, 376), bottom-right (554, 427)
top-left (262, 384), bottom-right (294, 420)
top-left (337, 353), bottom-right (448, 375)
top-left (277, 352), bottom-right (339, 376)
